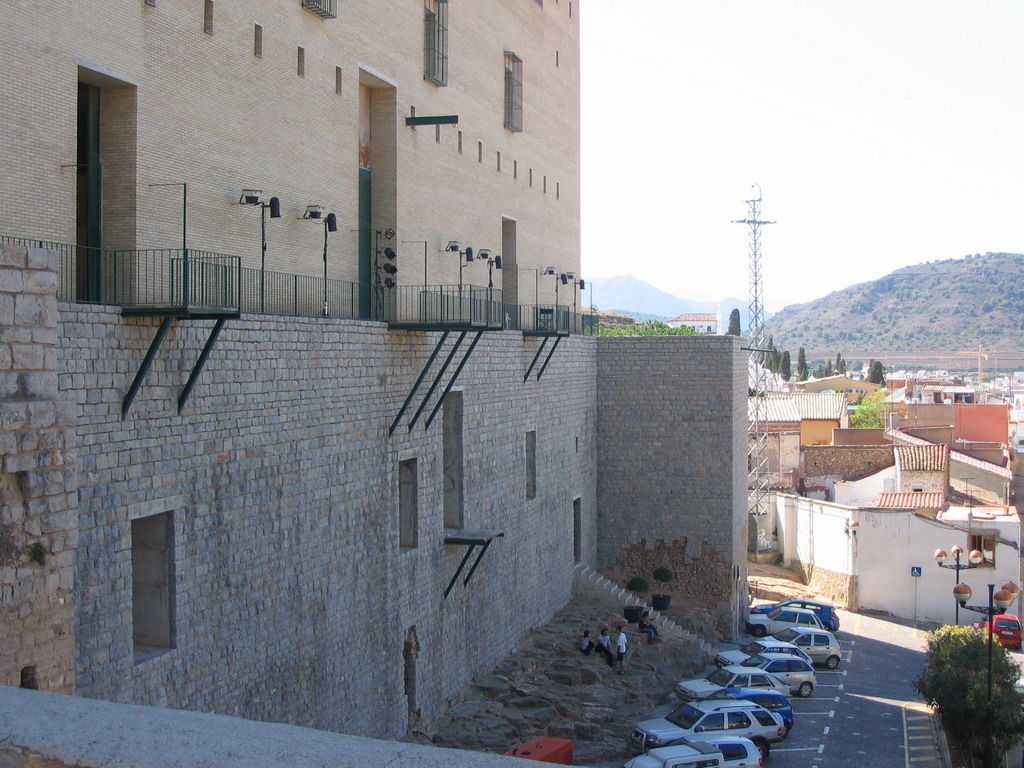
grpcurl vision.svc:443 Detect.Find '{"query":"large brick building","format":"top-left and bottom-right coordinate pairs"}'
top-left (1, 0), bottom-right (749, 743)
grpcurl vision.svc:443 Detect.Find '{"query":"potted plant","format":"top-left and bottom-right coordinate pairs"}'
top-left (624, 577), bottom-right (650, 622)
top-left (651, 567), bottom-right (674, 611)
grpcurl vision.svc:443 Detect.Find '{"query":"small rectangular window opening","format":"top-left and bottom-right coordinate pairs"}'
top-left (543, 175), bottom-right (547, 193)
top-left (529, 168), bottom-right (533, 187)
top-left (458, 130), bottom-right (463, 154)
top-left (478, 141), bottom-right (483, 163)
top-left (203, 0), bottom-right (214, 34)
top-left (556, 181), bottom-right (560, 200)
top-left (254, 24), bottom-right (263, 57)
top-left (423, 0), bottom-right (449, 86)
top-left (496, 151), bottom-right (501, 172)
top-left (335, 66), bottom-right (343, 94)
top-left (526, 431), bottom-right (537, 499)
top-left (513, 160), bottom-right (518, 179)
top-left (297, 46), bottom-right (305, 77)
top-left (436, 124), bottom-right (441, 142)
top-left (132, 512), bottom-right (175, 659)
top-left (970, 534), bottom-right (996, 566)
top-left (399, 458), bottom-right (419, 549)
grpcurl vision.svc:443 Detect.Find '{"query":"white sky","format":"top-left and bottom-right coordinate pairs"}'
top-left (580, 1), bottom-right (1024, 312)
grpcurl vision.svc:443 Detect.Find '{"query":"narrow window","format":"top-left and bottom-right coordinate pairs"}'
top-left (478, 141), bottom-right (483, 163)
top-left (254, 24), bottom-right (263, 57)
top-left (569, 2), bottom-right (573, 17)
top-left (529, 168), bottom-right (533, 187)
top-left (496, 150), bottom-right (501, 171)
top-left (436, 125), bottom-right (441, 142)
top-left (458, 130), bottom-right (463, 154)
top-left (335, 66), bottom-right (343, 94)
top-left (423, 0), bottom-right (449, 86)
top-left (503, 52), bottom-right (523, 132)
top-left (399, 458), bottom-right (418, 549)
top-left (543, 175), bottom-right (547, 194)
top-left (556, 50), bottom-right (560, 68)
top-left (556, 181), bottom-right (560, 200)
top-left (132, 512), bottom-right (175, 658)
top-left (442, 392), bottom-right (464, 528)
top-left (513, 160), bottom-right (518, 179)
top-left (203, 0), bottom-right (214, 34)
top-left (297, 46), bottom-right (305, 77)
top-left (573, 497), bottom-right (582, 563)
top-left (526, 431), bottom-right (537, 499)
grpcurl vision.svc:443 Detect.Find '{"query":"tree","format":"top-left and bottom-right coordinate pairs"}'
top-left (867, 360), bottom-right (886, 385)
top-left (850, 390), bottom-right (886, 428)
top-left (797, 348), bottom-right (808, 382)
top-left (825, 360), bottom-right (833, 377)
top-left (780, 351), bottom-right (792, 381)
top-left (598, 321), bottom-right (698, 337)
top-left (835, 352), bottom-right (846, 374)
top-left (915, 624), bottom-right (1024, 768)
top-left (727, 308), bottom-right (741, 336)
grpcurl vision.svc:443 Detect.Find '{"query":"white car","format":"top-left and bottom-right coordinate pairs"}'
top-left (675, 666), bottom-right (789, 700)
top-left (737, 654), bottom-right (817, 698)
top-left (745, 606), bottom-right (824, 637)
top-left (715, 639), bottom-right (812, 668)
top-left (630, 700), bottom-right (785, 758)
top-left (624, 738), bottom-right (763, 768)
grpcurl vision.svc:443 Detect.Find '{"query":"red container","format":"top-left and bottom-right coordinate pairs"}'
top-left (504, 737), bottom-right (574, 764)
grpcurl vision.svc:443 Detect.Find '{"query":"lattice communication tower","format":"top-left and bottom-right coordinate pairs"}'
top-left (732, 185), bottom-right (774, 517)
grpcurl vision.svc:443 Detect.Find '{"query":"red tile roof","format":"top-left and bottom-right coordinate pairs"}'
top-left (877, 492), bottom-right (945, 509)
top-left (895, 443), bottom-right (949, 472)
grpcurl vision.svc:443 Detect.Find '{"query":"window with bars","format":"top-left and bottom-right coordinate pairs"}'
top-left (504, 52), bottom-right (523, 131)
top-left (424, 0), bottom-right (448, 86)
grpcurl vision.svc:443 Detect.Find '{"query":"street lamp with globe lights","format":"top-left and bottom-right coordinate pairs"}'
top-left (953, 583), bottom-right (1014, 768)
top-left (934, 545), bottom-right (984, 624)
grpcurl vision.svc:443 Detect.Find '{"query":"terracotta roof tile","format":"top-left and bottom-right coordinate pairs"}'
top-left (895, 443), bottom-right (949, 472)
top-left (877, 491), bottom-right (945, 509)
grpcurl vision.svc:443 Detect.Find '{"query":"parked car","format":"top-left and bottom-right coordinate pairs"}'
top-left (737, 654), bottom-right (816, 697)
top-left (701, 687), bottom-right (795, 734)
top-left (624, 738), bottom-right (764, 768)
top-left (624, 742), bottom-right (727, 768)
top-left (771, 627), bottom-right (843, 669)
top-left (675, 666), bottom-right (790, 701)
top-left (750, 599), bottom-right (840, 632)
top-left (715, 639), bottom-right (811, 668)
top-left (975, 614), bottom-right (1023, 650)
top-left (630, 700), bottom-right (785, 758)
top-left (746, 606), bottom-right (825, 637)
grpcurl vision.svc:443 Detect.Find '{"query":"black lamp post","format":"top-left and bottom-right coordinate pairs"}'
top-left (954, 583), bottom-right (1014, 768)
top-left (934, 545), bottom-right (984, 624)
top-left (321, 213), bottom-right (337, 316)
top-left (240, 189), bottom-right (281, 312)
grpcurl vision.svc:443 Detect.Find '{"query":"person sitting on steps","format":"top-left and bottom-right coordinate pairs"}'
top-left (638, 611), bottom-right (660, 644)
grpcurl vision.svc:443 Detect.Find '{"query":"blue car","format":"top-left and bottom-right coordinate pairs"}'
top-left (749, 599), bottom-right (840, 632)
top-left (702, 687), bottom-right (794, 734)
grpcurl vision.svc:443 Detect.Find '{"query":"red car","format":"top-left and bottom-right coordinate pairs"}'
top-left (977, 614), bottom-right (1023, 650)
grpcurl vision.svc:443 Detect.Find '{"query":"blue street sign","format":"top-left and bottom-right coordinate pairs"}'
top-left (911, 566), bottom-right (922, 577)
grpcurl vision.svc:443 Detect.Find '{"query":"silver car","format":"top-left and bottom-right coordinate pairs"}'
top-left (772, 626), bottom-right (843, 669)
top-left (630, 699), bottom-right (786, 758)
top-left (737, 653), bottom-right (817, 697)
top-left (715, 639), bottom-right (812, 668)
top-left (745, 606), bottom-right (824, 637)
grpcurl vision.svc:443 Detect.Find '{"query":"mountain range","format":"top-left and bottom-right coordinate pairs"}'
top-left (586, 275), bottom-right (748, 329)
top-left (588, 253), bottom-right (1024, 369)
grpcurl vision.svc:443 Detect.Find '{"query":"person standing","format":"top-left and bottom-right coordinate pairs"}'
top-left (615, 625), bottom-right (629, 674)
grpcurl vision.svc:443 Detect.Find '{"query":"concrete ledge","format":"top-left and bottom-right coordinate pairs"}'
top-left (0, 687), bottom-right (526, 768)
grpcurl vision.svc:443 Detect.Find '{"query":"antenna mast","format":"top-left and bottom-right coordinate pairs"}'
top-left (732, 185), bottom-right (775, 520)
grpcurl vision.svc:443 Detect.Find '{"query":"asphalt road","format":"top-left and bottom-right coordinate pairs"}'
top-left (762, 610), bottom-right (941, 768)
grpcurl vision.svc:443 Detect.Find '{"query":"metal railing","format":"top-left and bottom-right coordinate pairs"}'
top-left (0, 235), bottom-right (598, 332)
top-left (389, 285), bottom-right (505, 328)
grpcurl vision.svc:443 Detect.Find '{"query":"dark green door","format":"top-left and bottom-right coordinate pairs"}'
top-left (77, 82), bottom-right (102, 301)
top-left (358, 167), bottom-right (371, 319)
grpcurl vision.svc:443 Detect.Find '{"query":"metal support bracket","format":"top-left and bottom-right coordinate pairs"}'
top-left (423, 330), bottom-right (483, 430)
top-left (524, 337), bottom-right (549, 382)
top-left (178, 318), bottom-right (227, 413)
top-left (442, 530), bottom-right (505, 599)
top-left (122, 316), bottom-right (174, 419)
top-left (535, 336), bottom-right (562, 381)
top-left (406, 331), bottom-right (466, 432)
top-left (389, 330), bottom-right (450, 435)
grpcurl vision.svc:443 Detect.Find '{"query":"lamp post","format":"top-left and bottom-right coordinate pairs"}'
top-left (934, 545), bottom-right (984, 624)
top-left (240, 189), bottom-right (281, 313)
top-left (953, 583), bottom-right (1014, 768)
top-left (321, 213), bottom-right (337, 315)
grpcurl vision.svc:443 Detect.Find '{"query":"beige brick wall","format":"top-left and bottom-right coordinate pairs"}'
top-left (1, 0), bottom-right (581, 295)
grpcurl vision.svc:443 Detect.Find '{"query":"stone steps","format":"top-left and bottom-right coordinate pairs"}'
top-left (572, 562), bottom-right (714, 661)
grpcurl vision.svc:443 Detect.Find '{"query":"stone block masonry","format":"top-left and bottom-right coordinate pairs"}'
top-left (0, 244), bottom-right (77, 693)
top-left (595, 336), bottom-right (749, 639)
top-left (60, 302), bottom-right (598, 738)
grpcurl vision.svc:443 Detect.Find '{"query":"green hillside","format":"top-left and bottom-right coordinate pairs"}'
top-left (763, 252), bottom-right (1024, 365)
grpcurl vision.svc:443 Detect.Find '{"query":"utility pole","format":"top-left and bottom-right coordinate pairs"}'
top-left (732, 184), bottom-right (775, 523)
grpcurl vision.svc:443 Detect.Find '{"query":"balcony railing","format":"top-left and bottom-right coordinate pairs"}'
top-left (0, 236), bottom-right (597, 333)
